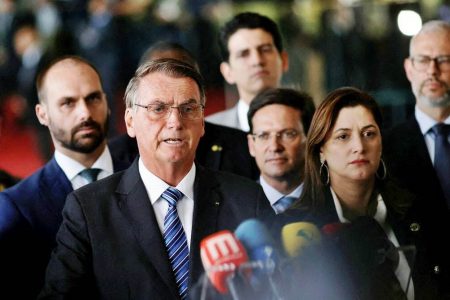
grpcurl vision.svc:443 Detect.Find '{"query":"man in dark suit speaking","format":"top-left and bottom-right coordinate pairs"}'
top-left (39, 59), bottom-right (273, 299)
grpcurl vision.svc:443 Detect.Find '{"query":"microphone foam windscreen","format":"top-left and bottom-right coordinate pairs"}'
top-left (282, 222), bottom-right (322, 258)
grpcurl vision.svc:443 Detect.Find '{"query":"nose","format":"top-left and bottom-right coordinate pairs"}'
top-left (250, 49), bottom-right (264, 66)
top-left (267, 133), bottom-right (283, 152)
top-left (426, 58), bottom-right (439, 76)
top-left (76, 100), bottom-right (91, 121)
top-left (352, 134), bottom-right (364, 153)
top-left (166, 106), bottom-right (183, 128)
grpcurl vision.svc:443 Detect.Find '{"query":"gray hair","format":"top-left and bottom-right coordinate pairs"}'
top-left (410, 20), bottom-right (450, 55)
top-left (124, 58), bottom-right (206, 109)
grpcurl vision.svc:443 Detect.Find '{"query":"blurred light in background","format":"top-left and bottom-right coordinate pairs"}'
top-left (397, 10), bottom-right (422, 36)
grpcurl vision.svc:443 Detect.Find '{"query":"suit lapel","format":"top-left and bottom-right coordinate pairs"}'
top-left (189, 166), bottom-right (222, 285)
top-left (116, 160), bottom-right (180, 298)
top-left (39, 158), bottom-right (72, 218)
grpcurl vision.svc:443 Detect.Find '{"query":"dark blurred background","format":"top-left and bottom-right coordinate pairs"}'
top-left (0, 0), bottom-right (448, 178)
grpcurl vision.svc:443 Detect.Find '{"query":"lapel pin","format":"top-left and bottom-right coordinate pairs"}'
top-left (215, 201), bottom-right (220, 206)
top-left (409, 222), bottom-right (420, 232)
top-left (211, 145), bottom-right (222, 152)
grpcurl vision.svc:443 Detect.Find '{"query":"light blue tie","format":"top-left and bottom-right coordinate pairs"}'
top-left (162, 187), bottom-right (189, 299)
top-left (273, 196), bottom-right (296, 214)
top-left (78, 168), bottom-right (101, 183)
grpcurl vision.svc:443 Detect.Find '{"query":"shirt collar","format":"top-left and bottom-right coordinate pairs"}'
top-left (54, 146), bottom-right (113, 181)
top-left (237, 100), bottom-right (250, 132)
top-left (259, 176), bottom-right (303, 206)
top-left (415, 105), bottom-right (450, 135)
top-left (330, 186), bottom-right (386, 225)
top-left (138, 158), bottom-right (196, 204)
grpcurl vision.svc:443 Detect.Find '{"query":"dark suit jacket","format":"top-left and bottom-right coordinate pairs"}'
top-left (0, 155), bottom-right (127, 299)
top-left (383, 117), bottom-right (448, 214)
top-left (109, 121), bottom-right (259, 180)
top-left (39, 161), bottom-right (274, 299)
top-left (383, 118), bottom-right (450, 298)
top-left (276, 182), bottom-right (448, 299)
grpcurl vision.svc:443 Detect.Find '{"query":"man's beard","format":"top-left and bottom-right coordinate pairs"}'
top-left (52, 116), bottom-right (109, 154)
top-left (418, 80), bottom-right (450, 108)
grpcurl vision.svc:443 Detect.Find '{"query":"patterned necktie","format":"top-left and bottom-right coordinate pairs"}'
top-left (78, 168), bottom-right (101, 183)
top-left (161, 187), bottom-right (189, 299)
top-left (432, 123), bottom-right (450, 206)
top-left (273, 196), bottom-right (296, 214)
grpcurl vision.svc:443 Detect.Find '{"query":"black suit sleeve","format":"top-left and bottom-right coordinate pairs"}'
top-left (39, 193), bottom-right (98, 299)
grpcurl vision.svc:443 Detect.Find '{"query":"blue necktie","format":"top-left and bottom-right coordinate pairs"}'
top-left (78, 168), bottom-right (101, 183)
top-left (432, 123), bottom-right (450, 206)
top-left (161, 187), bottom-right (189, 299)
top-left (273, 196), bottom-right (296, 214)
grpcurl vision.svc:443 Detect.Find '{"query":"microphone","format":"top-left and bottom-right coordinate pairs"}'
top-left (234, 219), bottom-right (279, 275)
top-left (234, 219), bottom-right (284, 299)
top-left (321, 222), bottom-right (349, 236)
top-left (329, 216), bottom-right (411, 299)
top-left (200, 230), bottom-right (249, 297)
top-left (281, 222), bottom-right (322, 258)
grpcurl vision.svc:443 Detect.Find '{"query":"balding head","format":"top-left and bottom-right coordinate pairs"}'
top-left (36, 56), bottom-right (103, 104)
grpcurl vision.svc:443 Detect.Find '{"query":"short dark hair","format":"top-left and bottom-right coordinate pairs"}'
top-left (124, 58), bottom-right (206, 108)
top-left (36, 55), bottom-right (102, 103)
top-left (139, 41), bottom-right (199, 71)
top-left (219, 12), bottom-right (283, 61)
top-left (247, 88), bottom-right (315, 134)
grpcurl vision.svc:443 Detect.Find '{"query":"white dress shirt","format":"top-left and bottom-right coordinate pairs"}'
top-left (138, 159), bottom-right (195, 249)
top-left (415, 106), bottom-right (450, 164)
top-left (237, 100), bottom-right (250, 132)
top-left (54, 146), bottom-right (114, 190)
top-left (330, 187), bottom-right (414, 300)
top-left (259, 176), bottom-right (303, 213)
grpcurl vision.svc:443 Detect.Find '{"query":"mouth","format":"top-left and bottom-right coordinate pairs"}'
top-left (163, 138), bottom-right (184, 145)
top-left (252, 70), bottom-right (269, 78)
top-left (266, 157), bottom-right (288, 163)
top-left (76, 126), bottom-right (97, 135)
top-left (350, 159), bottom-right (369, 165)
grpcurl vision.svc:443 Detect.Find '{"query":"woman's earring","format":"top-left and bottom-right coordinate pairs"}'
top-left (320, 160), bottom-right (330, 185)
top-left (376, 158), bottom-right (387, 180)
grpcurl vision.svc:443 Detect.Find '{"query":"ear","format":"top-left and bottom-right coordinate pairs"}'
top-left (247, 134), bottom-right (256, 158)
top-left (200, 118), bottom-right (205, 138)
top-left (280, 50), bottom-right (289, 73)
top-left (35, 103), bottom-right (48, 126)
top-left (220, 61), bottom-right (235, 84)
top-left (125, 108), bottom-right (136, 138)
top-left (319, 147), bottom-right (325, 164)
top-left (404, 58), bottom-right (414, 82)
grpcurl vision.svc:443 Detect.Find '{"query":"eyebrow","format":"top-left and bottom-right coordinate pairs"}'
top-left (85, 91), bottom-right (103, 99)
top-left (146, 98), bottom-right (200, 105)
top-left (333, 124), bottom-right (377, 133)
top-left (234, 42), bottom-right (274, 55)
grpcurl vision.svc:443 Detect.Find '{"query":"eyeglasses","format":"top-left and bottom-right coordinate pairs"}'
top-left (409, 55), bottom-right (450, 72)
top-left (135, 102), bottom-right (204, 120)
top-left (251, 129), bottom-right (301, 144)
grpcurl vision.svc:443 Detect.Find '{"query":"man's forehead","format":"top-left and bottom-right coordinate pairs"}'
top-left (253, 105), bottom-right (302, 127)
top-left (139, 72), bottom-right (200, 99)
top-left (228, 28), bottom-right (275, 51)
top-left (412, 31), bottom-right (450, 50)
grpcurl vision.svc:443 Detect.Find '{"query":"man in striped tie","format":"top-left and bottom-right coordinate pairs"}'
top-left (247, 88), bottom-right (315, 214)
top-left (40, 58), bottom-right (274, 299)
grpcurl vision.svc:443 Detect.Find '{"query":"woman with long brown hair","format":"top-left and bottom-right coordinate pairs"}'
top-left (281, 87), bottom-right (446, 299)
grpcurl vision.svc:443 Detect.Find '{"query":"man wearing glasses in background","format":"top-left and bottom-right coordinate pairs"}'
top-left (247, 88), bottom-right (315, 214)
top-left (384, 20), bottom-right (450, 297)
top-left (40, 59), bottom-right (273, 299)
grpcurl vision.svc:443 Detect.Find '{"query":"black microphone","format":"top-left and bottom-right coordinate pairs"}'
top-left (330, 216), bottom-right (412, 299)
